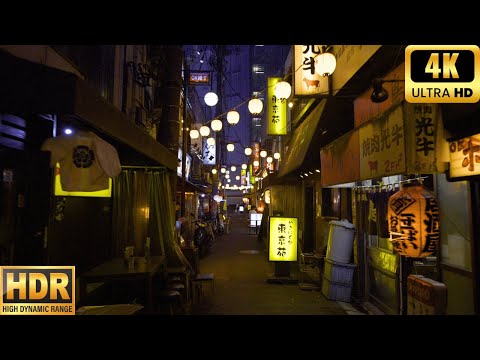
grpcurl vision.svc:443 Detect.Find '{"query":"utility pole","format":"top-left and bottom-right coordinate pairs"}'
top-left (181, 56), bottom-right (188, 218)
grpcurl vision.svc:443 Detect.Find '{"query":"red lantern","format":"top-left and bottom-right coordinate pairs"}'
top-left (387, 183), bottom-right (440, 257)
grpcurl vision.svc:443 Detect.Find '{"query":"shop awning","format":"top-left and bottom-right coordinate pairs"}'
top-left (0, 50), bottom-right (177, 171)
top-left (277, 97), bottom-right (354, 179)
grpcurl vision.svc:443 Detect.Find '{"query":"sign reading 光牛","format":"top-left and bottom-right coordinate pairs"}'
top-left (0, 266), bottom-right (75, 315)
top-left (269, 217), bottom-right (298, 261)
top-left (293, 45), bottom-right (329, 97)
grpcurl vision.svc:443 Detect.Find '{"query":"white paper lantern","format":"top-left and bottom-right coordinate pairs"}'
top-left (274, 81), bottom-right (292, 100)
top-left (207, 137), bottom-right (215, 146)
top-left (253, 160), bottom-right (259, 167)
top-left (204, 91), bottom-right (218, 106)
top-left (316, 52), bottom-right (336, 77)
top-left (189, 129), bottom-right (199, 139)
top-left (241, 163), bottom-right (247, 170)
top-left (227, 143), bottom-right (235, 152)
top-left (245, 147), bottom-right (252, 156)
top-left (231, 166), bottom-right (236, 172)
top-left (227, 110), bottom-right (240, 125)
top-left (274, 152), bottom-right (281, 160)
top-left (221, 167), bottom-right (226, 173)
top-left (260, 150), bottom-right (267, 158)
top-left (236, 175), bottom-right (240, 180)
top-left (211, 168), bottom-right (217, 174)
top-left (199, 125), bottom-right (210, 137)
top-left (248, 98), bottom-right (263, 115)
top-left (266, 156), bottom-right (273, 163)
top-left (211, 119), bottom-right (223, 132)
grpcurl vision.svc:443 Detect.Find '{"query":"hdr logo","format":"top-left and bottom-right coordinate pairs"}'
top-left (0, 266), bottom-right (75, 315)
top-left (405, 45), bottom-right (480, 103)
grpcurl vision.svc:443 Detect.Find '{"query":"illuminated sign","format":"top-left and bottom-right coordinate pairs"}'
top-left (449, 133), bottom-right (480, 178)
top-left (267, 77), bottom-right (287, 135)
top-left (269, 217), bottom-right (298, 261)
top-left (188, 71), bottom-right (211, 85)
top-left (405, 45), bottom-right (480, 103)
top-left (177, 148), bottom-right (192, 179)
top-left (203, 138), bottom-right (216, 165)
top-left (54, 163), bottom-right (111, 197)
top-left (293, 45), bottom-right (329, 96)
top-left (0, 266), bottom-right (75, 315)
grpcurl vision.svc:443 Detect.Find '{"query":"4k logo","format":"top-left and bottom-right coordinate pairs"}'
top-left (0, 266), bottom-right (75, 315)
top-left (405, 45), bottom-right (480, 103)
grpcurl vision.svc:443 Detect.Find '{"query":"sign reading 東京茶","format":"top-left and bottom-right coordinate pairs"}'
top-left (269, 217), bottom-right (298, 262)
top-left (267, 77), bottom-right (287, 135)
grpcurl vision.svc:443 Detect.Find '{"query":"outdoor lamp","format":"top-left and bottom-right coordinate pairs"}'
top-left (248, 98), bottom-right (263, 115)
top-left (253, 160), bottom-right (259, 167)
top-left (189, 129), bottom-right (199, 139)
top-left (231, 166), bottom-right (236, 172)
top-left (260, 150), bottom-right (267, 158)
top-left (316, 49), bottom-right (336, 77)
top-left (204, 91), bottom-right (218, 106)
top-left (207, 137), bottom-right (215, 146)
top-left (227, 110), bottom-right (240, 125)
top-left (241, 163), bottom-right (247, 170)
top-left (245, 147), bottom-right (252, 156)
top-left (199, 125), bottom-right (210, 137)
top-left (273, 152), bottom-right (280, 160)
top-left (227, 143), bottom-right (235, 152)
top-left (211, 119), bottom-right (223, 132)
top-left (274, 81), bottom-right (292, 100)
top-left (370, 78), bottom-right (403, 103)
top-left (266, 156), bottom-right (273, 163)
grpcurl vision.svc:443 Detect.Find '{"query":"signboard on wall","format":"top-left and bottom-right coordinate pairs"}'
top-left (269, 217), bottom-right (298, 262)
top-left (177, 148), bottom-right (192, 179)
top-left (449, 132), bottom-right (480, 178)
top-left (293, 45), bottom-right (329, 97)
top-left (55, 163), bottom-right (111, 197)
top-left (203, 138), bottom-right (216, 165)
top-left (359, 104), bottom-right (406, 180)
top-left (267, 77), bottom-right (287, 135)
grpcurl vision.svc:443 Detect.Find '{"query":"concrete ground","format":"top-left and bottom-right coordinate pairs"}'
top-left (190, 213), bottom-right (368, 316)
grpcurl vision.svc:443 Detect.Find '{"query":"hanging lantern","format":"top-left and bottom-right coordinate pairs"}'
top-left (227, 143), bottom-right (235, 152)
top-left (213, 194), bottom-right (223, 202)
top-left (387, 183), bottom-right (440, 258)
top-left (211, 119), bottom-right (223, 132)
top-left (248, 98), bottom-right (263, 115)
top-left (266, 156), bottom-right (273, 163)
top-left (241, 163), bottom-right (247, 170)
top-left (199, 125), bottom-right (210, 137)
top-left (245, 147), bottom-right (252, 156)
top-left (221, 167), bottom-right (226, 173)
top-left (211, 168), bottom-right (217, 175)
top-left (206, 137), bottom-right (215, 146)
top-left (189, 129), bottom-right (199, 139)
top-left (253, 160), bottom-right (259, 167)
top-left (236, 175), bottom-right (240, 180)
top-left (273, 152), bottom-right (280, 160)
top-left (316, 51), bottom-right (337, 77)
top-left (227, 110), bottom-right (240, 125)
top-left (274, 81), bottom-right (292, 100)
top-left (260, 150), bottom-right (267, 158)
top-left (204, 91), bottom-right (218, 106)
top-left (225, 174), bottom-right (230, 179)
top-left (231, 166), bottom-right (236, 172)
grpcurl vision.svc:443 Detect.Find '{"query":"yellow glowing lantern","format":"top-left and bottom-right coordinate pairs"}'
top-left (245, 147), bottom-right (252, 156)
top-left (199, 125), bottom-right (210, 137)
top-left (189, 129), bottom-right (199, 139)
top-left (226, 110), bottom-right (240, 125)
top-left (211, 119), bottom-right (222, 132)
top-left (387, 183), bottom-right (440, 258)
top-left (248, 98), bottom-right (263, 115)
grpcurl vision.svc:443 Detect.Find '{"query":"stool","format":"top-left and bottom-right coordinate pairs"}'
top-left (156, 289), bottom-right (184, 315)
top-left (192, 273), bottom-right (215, 304)
top-left (166, 266), bottom-right (191, 309)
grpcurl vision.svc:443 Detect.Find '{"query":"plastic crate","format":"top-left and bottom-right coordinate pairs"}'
top-left (323, 258), bottom-right (355, 285)
top-left (321, 275), bottom-right (352, 302)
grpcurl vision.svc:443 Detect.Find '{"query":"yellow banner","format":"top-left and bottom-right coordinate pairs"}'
top-left (267, 77), bottom-right (287, 135)
top-left (269, 217), bottom-right (298, 261)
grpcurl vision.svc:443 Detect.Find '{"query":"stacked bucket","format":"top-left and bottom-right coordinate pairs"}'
top-left (321, 220), bottom-right (356, 302)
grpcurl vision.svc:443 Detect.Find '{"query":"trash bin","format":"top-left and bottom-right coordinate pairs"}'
top-left (326, 219), bottom-right (355, 264)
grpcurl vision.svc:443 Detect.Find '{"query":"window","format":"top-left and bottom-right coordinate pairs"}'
top-left (252, 64), bottom-right (264, 74)
top-left (253, 117), bottom-right (262, 127)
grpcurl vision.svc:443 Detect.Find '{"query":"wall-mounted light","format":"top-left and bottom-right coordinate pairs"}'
top-left (64, 128), bottom-right (73, 135)
top-left (370, 78), bottom-right (404, 103)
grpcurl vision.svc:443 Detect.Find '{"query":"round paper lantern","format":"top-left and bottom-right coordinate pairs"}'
top-left (236, 175), bottom-right (240, 180)
top-left (213, 194), bottom-right (223, 202)
top-left (274, 81), bottom-right (292, 100)
top-left (204, 91), bottom-right (218, 106)
top-left (266, 156), bottom-right (273, 163)
top-left (248, 98), bottom-right (263, 115)
top-left (231, 166), bottom-right (236, 172)
top-left (387, 183), bottom-right (440, 258)
top-left (253, 160), bottom-right (259, 167)
top-left (273, 152), bottom-right (280, 160)
top-left (199, 125), bottom-right (210, 137)
top-left (245, 147), bottom-right (252, 156)
top-left (227, 110), bottom-right (240, 125)
top-left (189, 129), bottom-right (199, 139)
top-left (221, 167), bottom-right (226, 173)
top-left (211, 119), bottom-right (222, 132)
top-left (206, 137), bottom-right (215, 146)
top-left (316, 52), bottom-right (336, 77)
top-left (241, 163), bottom-right (247, 170)
top-left (225, 174), bottom-right (230, 179)
top-left (260, 150), bottom-right (267, 158)
top-left (227, 143), bottom-right (234, 152)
